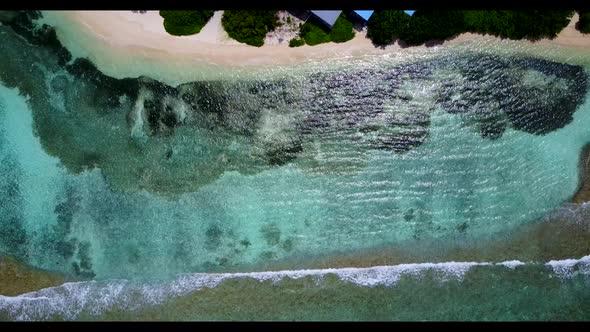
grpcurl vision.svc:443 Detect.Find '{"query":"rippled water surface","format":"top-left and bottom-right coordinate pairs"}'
top-left (1, 11), bottom-right (590, 320)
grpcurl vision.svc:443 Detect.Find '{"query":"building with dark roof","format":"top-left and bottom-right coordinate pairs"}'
top-left (309, 10), bottom-right (343, 29)
top-left (307, 10), bottom-right (415, 30)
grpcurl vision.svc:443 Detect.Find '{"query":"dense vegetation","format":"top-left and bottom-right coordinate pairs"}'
top-left (402, 10), bottom-right (466, 46)
top-left (159, 11), bottom-right (214, 36)
top-left (464, 10), bottom-right (574, 40)
top-left (288, 37), bottom-right (305, 47)
top-left (329, 13), bottom-right (355, 43)
top-left (221, 10), bottom-right (279, 47)
top-left (367, 10), bottom-right (575, 47)
top-left (299, 21), bottom-right (330, 45)
top-left (299, 13), bottom-right (355, 46)
top-left (366, 10), bottom-right (411, 46)
top-left (577, 11), bottom-right (590, 33)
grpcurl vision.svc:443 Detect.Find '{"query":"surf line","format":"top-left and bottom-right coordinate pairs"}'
top-left (1, 255), bottom-right (589, 321)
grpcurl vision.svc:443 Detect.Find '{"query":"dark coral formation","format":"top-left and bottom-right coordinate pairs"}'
top-left (436, 54), bottom-right (589, 139)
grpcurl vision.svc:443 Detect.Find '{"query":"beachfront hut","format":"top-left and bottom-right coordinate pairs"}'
top-left (307, 10), bottom-right (414, 30)
top-left (309, 10), bottom-right (372, 29)
top-left (353, 10), bottom-right (374, 21)
top-left (309, 10), bottom-right (343, 29)
top-left (352, 10), bottom-right (415, 22)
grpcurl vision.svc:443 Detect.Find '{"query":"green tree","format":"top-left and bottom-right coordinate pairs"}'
top-left (369, 10), bottom-right (575, 47)
top-left (464, 10), bottom-right (573, 40)
top-left (329, 13), bottom-right (355, 43)
top-left (577, 11), bottom-right (590, 33)
top-left (299, 13), bottom-right (355, 46)
top-left (221, 10), bottom-right (279, 47)
top-left (366, 10), bottom-right (410, 46)
top-left (299, 21), bottom-right (331, 45)
top-left (159, 11), bottom-right (215, 36)
top-left (288, 38), bottom-right (305, 47)
top-left (400, 10), bottom-right (466, 46)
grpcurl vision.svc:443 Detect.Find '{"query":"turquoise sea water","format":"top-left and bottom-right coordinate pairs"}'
top-left (1, 11), bottom-right (590, 320)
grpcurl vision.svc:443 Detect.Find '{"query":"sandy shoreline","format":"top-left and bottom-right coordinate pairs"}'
top-left (56, 11), bottom-right (590, 61)
top-left (37, 11), bottom-right (590, 85)
top-left (47, 10), bottom-right (400, 66)
top-left (41, 10), bottom-right (388, 71)
top-left (0, 256), bottom-right (68, 296)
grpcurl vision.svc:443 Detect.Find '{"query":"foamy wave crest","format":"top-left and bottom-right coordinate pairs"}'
top-left (497, 260), bottom-right (526, 269)
top-left (547, 202), bottom-right (590, 224)
top-left (1, 256), bottom-right (589, 320)
top-left (545, 255), bottom-right (590, 279)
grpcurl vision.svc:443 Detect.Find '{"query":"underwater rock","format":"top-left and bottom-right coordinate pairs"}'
top-left (264, 140), bottom-right (303, 166)
top-left (437, 54), bottom-right (589, 138)
top-left (205, 224), bottom-right (223, 250)
top-left (504, 60), bottom-right (588, 135)
top-left (261, 224), bottom-right (281, 246)
top-left (479, 117), bottom-right (507, 140)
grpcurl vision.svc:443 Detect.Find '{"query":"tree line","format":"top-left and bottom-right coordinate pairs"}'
top-left (157, 10), bottom-right (585, 48)
top-left (367, 10), bottom-right (579, 47)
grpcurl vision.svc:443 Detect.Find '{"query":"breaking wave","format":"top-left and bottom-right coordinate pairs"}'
top-left (1, 256), bottom-right (589, 320)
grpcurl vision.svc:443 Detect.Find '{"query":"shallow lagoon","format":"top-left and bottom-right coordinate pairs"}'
top-left (0, 11), bottom-right (590, 320)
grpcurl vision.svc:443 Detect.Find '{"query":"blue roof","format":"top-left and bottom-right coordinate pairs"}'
top-left (354, 10), bottom-right (374, 21)
top-left (352, 10), bottom-right (414, 20)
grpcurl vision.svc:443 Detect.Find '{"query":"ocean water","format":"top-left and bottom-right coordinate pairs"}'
top-left (0, 11), bottom-right (590, 320)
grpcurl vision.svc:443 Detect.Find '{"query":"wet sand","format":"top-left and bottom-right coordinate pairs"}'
top-left (243, 209), bottom-right (590, 272)
top-left (0, 256), bottom-right (69, 296)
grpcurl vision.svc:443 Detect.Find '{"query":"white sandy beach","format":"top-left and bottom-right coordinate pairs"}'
top-left (46, 10), bottom-right (399, 66)
top-left (38, 11), bottom-right (590, 84)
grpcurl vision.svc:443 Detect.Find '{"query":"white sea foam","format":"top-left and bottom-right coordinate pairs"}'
top-left (498, 260), bottom-right (526, 269)
top-left (1, 256), bottom-right (589, 321)
top-left (545, 255), bottom-right (590, 279)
